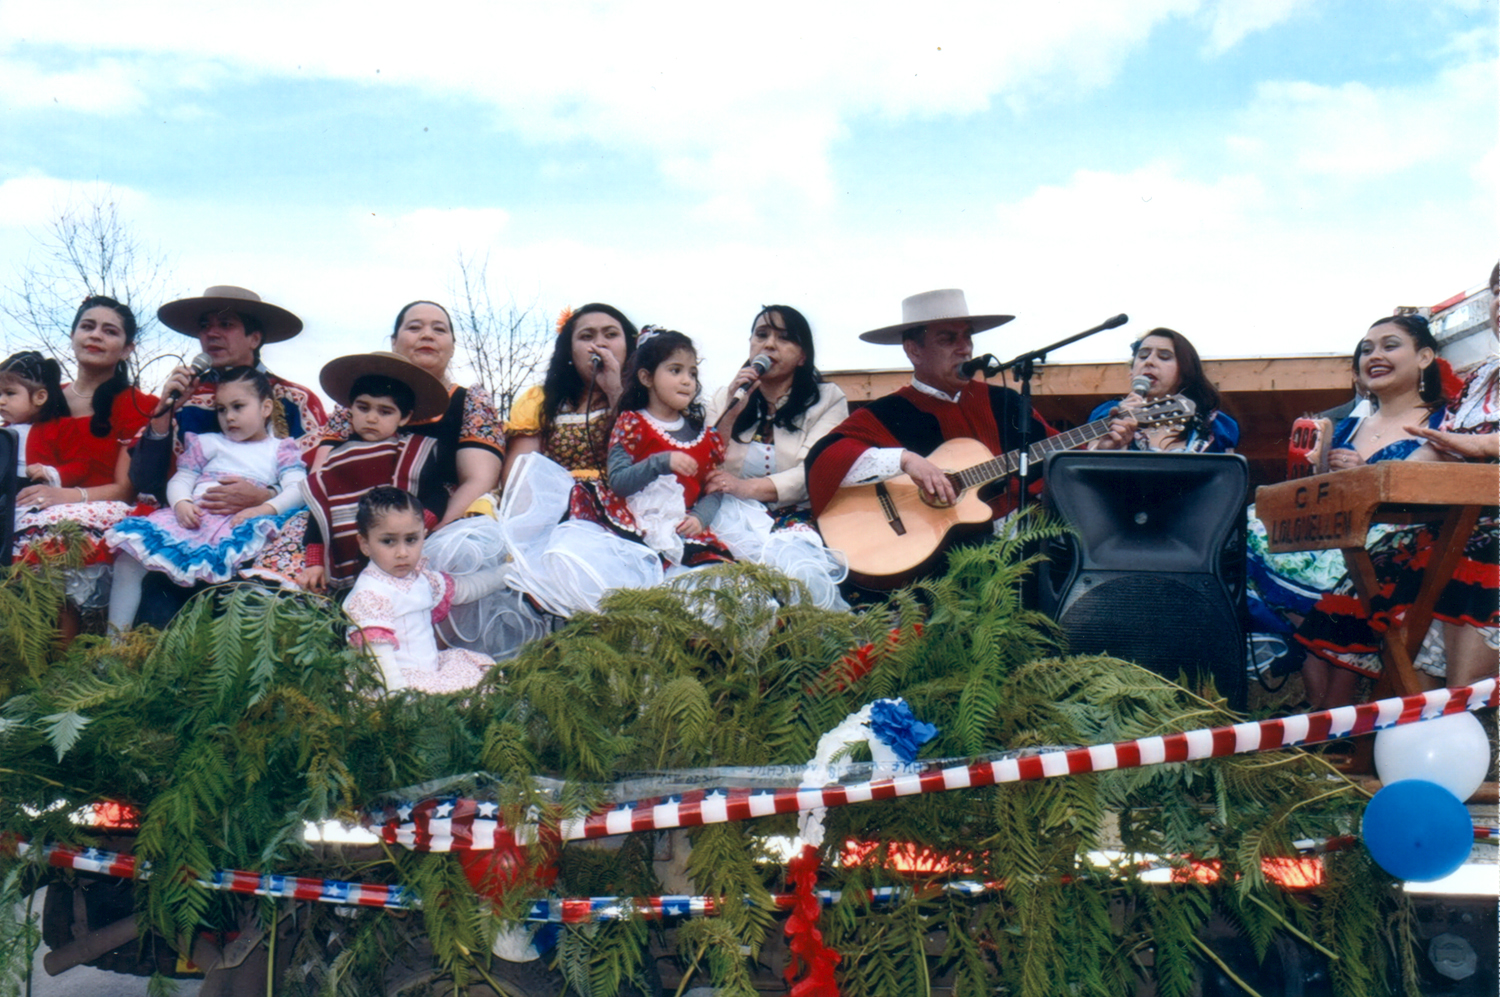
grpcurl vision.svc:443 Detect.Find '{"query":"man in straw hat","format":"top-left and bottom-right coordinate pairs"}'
top-left (128, 285), bottom-right (326, 624)
top-left (806, 288), bottom-right (1055, 529)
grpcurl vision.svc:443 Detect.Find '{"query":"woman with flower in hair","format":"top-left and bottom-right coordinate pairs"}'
top-left (503, 303), bottom-right (637, 483)
top-left (1292, 312), bottom-right (1477, 704)
top-left (1297, 271), bottom-right (1500, 694)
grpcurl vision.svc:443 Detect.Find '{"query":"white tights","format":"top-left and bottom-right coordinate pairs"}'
top-left (107, 553), bottom-right (148, 634)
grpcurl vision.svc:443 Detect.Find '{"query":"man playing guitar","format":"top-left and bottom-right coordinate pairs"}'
top-left (807, 289), bottom-right (1138, 586)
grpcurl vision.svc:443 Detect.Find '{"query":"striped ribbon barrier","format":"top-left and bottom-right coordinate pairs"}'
top-left (19, 841), bottom-right (416, 911)
top-left (371, 678), bottom-right (1497, 849)
top-left (20, 679), bottom-right (1496, 922)
top-left (18, 827), bottom-right (1496, 924)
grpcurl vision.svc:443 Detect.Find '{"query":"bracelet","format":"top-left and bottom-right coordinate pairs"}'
top-left (78, 487), bottom-right (89, 502)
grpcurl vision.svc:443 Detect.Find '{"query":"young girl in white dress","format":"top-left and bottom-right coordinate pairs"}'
top-left (106, 367), bottom-right (307, 632)
top-left (344, 486), bottom-right (509, 693)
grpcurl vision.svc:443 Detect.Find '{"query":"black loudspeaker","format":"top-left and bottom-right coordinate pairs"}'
top-left (0, 429), bottom-right (16, 567)
top-left (1040, 451), bottom-right (1248, 710)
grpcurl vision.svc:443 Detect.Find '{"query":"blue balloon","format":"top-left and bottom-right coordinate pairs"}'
top-left (1361, 779), bottom-right (1473, 882)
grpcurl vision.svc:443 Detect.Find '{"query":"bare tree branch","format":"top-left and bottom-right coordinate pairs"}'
top-left (446, 251), bottom-right (552, 417)
top-left (1, 187), bottom-right (179, 381)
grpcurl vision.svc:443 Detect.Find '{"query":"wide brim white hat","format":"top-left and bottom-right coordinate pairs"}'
top-left (858, 289), bottom-right (1014, 345)
top-left (158, 285), bottom-right (303, 344)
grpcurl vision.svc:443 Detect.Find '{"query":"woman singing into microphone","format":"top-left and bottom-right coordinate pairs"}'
top-left (700, 305), bottom-right (852, 609)
top-left (705, 305), bottom-right (849, 520)
top-left (1087, 328), bottom-right (1238, 453)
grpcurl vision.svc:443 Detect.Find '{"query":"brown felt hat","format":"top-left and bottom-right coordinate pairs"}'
top-left (158, 285), bottom-right (303, 344)
top-left (319, 351), bottom-right (449, 423)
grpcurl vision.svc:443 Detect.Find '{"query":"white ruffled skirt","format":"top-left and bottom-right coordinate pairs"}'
top-left (497, 453), bottom-right (665, 618)
top-left (499, 453), bottom-right (849, 616)
top-left (421, 515), bottom-right (552, 662)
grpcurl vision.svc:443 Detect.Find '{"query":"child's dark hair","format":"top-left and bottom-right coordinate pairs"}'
top-left (0, 351), bottom-right (69, 423)
top-left (350, 374), bottom-right (417, 417)
top-left (613, 328), bottom-right (702, 431)
top-left (211, 365), bottom-right (275, 401)
top-left (356, 485), bottom-right (425, 535)
top-left (72, 296), bottom-right (139, 438)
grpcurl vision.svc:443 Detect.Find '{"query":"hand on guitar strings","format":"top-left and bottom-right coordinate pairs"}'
top-left (900, 450), bottom-right (958, 507)
top-left (1092, 401), bottom-right (1140, 451)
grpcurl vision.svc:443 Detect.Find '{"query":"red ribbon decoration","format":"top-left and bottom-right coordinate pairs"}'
top-left (784, 843), bottom-right (841, 996)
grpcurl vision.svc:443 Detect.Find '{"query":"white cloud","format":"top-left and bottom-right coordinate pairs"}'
top-left (0, 54), bottom-right (148, 113)
top-left (362, 207), bottom-right (513, 258)
top-left (1230, 56), bottom-right (1497, 179)
top-left (1, 0), bottom-right (1203, 216)
top-left (1200, 0), bottom-right (1315, 54)
top-left (0, 175), bottom-right (149, 229)
top-left (996, 163), bottom-right (1266, 241)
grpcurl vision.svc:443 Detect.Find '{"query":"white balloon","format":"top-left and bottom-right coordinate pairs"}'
top-left (1374, 712), bottom-right (1491, 802)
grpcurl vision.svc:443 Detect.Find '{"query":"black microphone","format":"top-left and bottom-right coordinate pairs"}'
top-left (156, 352), bottom-right (213, 416)
top-left (731, 354), bottom-right (773, 403)
top-left (959, 354), bottom-right (1000, 378)
top-left (589, 353), bottom-right (603, 371)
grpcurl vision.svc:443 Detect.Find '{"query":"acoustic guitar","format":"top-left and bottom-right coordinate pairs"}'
top-left (816, 396), bottom-right (1195, 588)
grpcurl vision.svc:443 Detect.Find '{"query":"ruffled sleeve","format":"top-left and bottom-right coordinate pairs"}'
top-left (269, 437), bottom-right (309, 514)
top-left (274, 437), bottom-right (306, 481)
top-left (177, 433), bottom-right (210, 475)
top-left (430, 570), bottom-right (456, 626)
top-left (458, 384), bottom-right (505, 457)
top-left (345, 587), bottom-right (399, 649)
top-left (506, 385), bottom-right (545, 437)
top-left (1444, 357), bottom-right (1500, 435)
top-left (609, 411), bottom-right (646, 459)
top-left (1208, 411), bottom-right (1240, 452)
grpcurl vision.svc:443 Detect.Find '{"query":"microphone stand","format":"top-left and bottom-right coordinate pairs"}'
top-left (996, 314), bottom-right (1127, 515)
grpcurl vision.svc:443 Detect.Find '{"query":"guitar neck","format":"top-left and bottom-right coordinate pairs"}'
top-left (948, 418), bottom-right (1117, 492)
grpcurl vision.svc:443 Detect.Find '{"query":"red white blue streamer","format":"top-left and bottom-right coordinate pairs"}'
top-left (18, 831), bottom-right (1495, 924)
top-left (20, 679), bottom-right (1497, 922)
top-left (21, 842), bottom-right (416, 911)
top-left (371, 679), bottom-right (1497, 849)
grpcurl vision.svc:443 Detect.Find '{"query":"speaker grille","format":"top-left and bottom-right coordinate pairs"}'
top-left (1059, 574), bottom-right (1242, 688)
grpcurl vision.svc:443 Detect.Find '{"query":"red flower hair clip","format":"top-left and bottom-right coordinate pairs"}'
top-left (1435, 356), bottom-right (1465, 406)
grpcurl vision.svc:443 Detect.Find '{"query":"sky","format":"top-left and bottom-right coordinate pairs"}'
top-left (0, 0), bottom-right (1495, 406)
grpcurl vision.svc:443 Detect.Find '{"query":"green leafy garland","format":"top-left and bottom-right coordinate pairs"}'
top-left (0, 521), bottom-right (1421, 996)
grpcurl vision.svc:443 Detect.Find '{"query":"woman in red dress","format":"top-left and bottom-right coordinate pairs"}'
top-left (14, 296), bottom-right (157, 607)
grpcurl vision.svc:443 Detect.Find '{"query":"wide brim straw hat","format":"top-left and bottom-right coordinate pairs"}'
top-left (319, 351), bottom-right (450, 424)
top-left (158, 285), bottom-right (303, 344)
top-left (858, 288), bottom-right (1014, 345)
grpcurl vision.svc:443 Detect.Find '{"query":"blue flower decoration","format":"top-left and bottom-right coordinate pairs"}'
top-left (868, 699), bottom-right (938, 764)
